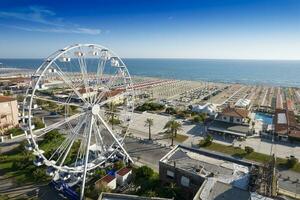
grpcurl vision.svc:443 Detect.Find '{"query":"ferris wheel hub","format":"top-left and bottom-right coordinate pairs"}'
top-left (91, 104), bottom-right (100, 115)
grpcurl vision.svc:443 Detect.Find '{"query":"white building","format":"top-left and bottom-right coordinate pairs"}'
top-left (0, 96), bottom-right (19, 135)
top-left (216, 107), bottom-right (249, 125)
top-left (116, 167), bottom-right (132, 186)
top-left (191, 103), bottom-right (217, 117)
top-left (235, 98), bottom-right (251, 109)
top-left (95, 175), bottom-right (117, 190)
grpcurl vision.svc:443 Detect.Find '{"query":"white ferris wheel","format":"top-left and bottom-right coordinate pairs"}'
top-left (21, 44), bottom-right (134, 199)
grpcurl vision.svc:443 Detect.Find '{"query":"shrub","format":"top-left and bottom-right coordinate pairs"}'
top-left (32, 168), bottom-right (48, 182)
top-left (44, 130), bottom-right (63, 142)
top-left (12, 154), bottom-right (31, 170)
top-left (109, 117), bottom-right (121, 125)
top-left (7, 128), bottom-right (24, 136)
top-left (287, 157), bottom-right (299, 168)
top-left (94, 169), bottom-right (106, 177)
top-left (193, 113), bottom-right (207, 123)
top-left (204, 135), bottom-right (213, 146)
top-left (135, 166), bottom-right (154, 179)
top-left (199, 135), bottom-right (214, 147)
top-left (135, 102), bottom-right (165, 112)
top-left (114, 160), bottom-right (125, 170)
top-left (165, 107), bottom-right (177, 115)
top-left (33, 118), bottom-right (45, 130)
top-left (0, 155), bottom-right (7, 162)
top-left (245, 146), bottom-right (254, 154)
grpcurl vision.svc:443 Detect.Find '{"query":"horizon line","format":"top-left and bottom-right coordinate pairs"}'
top-left (1, 57), bottom-right (300, 61)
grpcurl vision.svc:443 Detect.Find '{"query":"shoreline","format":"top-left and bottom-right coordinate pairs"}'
top-left (1, 66), bottom-right (300, 88)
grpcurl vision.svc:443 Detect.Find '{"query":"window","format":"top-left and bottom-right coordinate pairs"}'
top-left (236, 118), bottom-right (240, 122)
top-left (166, 170), bottom-right (174, 179)
top-left (223, 117), bottom-right (227, 120)
top-left (181, 176), bottom-right (190, 187)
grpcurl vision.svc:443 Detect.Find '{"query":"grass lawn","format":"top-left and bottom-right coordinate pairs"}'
top-left (199, 141), bottom-right (300, 173)
top-left (0, 131), bottom-right (65, 184)
top-left (174, 134), bottom-right (188, 143)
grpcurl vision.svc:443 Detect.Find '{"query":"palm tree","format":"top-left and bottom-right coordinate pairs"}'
top-left (106, 102), bottom-right (117, 130)
top-left (164, 119), bottom-right (182, 146)
top-left (144, 118), bottom-right (154, 140)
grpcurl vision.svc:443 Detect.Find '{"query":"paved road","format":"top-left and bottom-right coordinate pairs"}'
top-left (124, 137), bottom-right (171, 171)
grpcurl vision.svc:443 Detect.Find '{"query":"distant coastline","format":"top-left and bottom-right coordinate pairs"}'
top-left (1, 58), bottom-right (300, 87)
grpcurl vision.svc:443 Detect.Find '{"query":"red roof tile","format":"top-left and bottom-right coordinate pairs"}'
top-left (117, 167), bottom-right (131, 176)
top-left (221, 107), bottom-right (249, 118)
top-left (100, 175), bottom-right (115, 183)
top-left (0, 96), bottom-right (16, 103)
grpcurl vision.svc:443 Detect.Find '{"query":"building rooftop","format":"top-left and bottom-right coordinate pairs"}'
top-left (221, 107), bottom-right (249, 118)
top-left (277, 113), bottom-right (287, 124)
top-left (160, 145), bottom-right (254, 185)
top-left (117, 167), bottom-right (131, 176)
top-left (235, 98), bottom-right (251, 108)
top-left (274, 109), bottom-right (300, 137)
top-left (0, 95), bottom-right (16, 103)
top-left (97, 175), bottom-right (116, 184)
top-left (196, 179), bottom-right (250, 200)
top-left (289, 130), bottom-right (300, 139)
top-left (208, 120), bottom-right (250, 137)
top-left (98, 192), bottom-right (172, 200)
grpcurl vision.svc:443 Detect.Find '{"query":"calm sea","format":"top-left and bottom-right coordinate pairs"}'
top-left (1, 58), bottom-right (300, 87)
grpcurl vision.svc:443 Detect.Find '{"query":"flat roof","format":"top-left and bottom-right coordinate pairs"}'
top-left (98, 192), bottom-right (172, 200)
top-left (208, 120), bottom-right (249, 136)
top-left (160, 145), bottom-right (253, 185)
top-left (198, 180), bottom-right (250, 200)
top-left (277, 113), bottom-right (287, 124)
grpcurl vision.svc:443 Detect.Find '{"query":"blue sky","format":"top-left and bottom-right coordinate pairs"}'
top-left (0, 0), bottom-right (300, 59)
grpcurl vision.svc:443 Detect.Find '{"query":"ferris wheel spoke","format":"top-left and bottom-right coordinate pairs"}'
top-left (50, 129), bottom-right (76, 162)
top-left (34, 96), bottom-right (84, 108)
top-left (77, 49), bottom-right (93, 105)
top-left (96, 59), bottom-right (106, 86)
top-left (93, 71), bottom-right (121, 105)
top-left (98, 108), bottom-right (130, 126)
top-left (50, 114), bottom-right (87, 165)
top-left (53, 62), bottom-right (90, 105)
top-left (93, 116), bottom-right (106, 153)
top-left (98, 92), bottom-right (126, 107)
top-left (95, 113), bottom-right (133, 163)
top-left (92, 58), bottom-right (108, 104)
top-left (53, 61), bottom-right (84, 90)
top-left (80, 115), bottom-right (94, 200)
top-left (76, 115), bottom-right (91, 165)
top-left (33, 112), bottom-right (86, 137)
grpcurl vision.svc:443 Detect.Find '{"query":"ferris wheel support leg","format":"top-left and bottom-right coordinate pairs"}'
top-left (96, 113), bottom-right (134, 163)
top-left (80, 116), bottom-right (94, 200)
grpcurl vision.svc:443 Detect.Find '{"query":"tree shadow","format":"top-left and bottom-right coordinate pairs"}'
top-left (232, 152), bottom-right (247, 159)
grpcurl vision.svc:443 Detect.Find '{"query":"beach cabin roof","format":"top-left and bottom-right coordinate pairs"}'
top-left (99, 175), bottom-right (116, 184)
top-left (117, 167), bottom-right (131, 176)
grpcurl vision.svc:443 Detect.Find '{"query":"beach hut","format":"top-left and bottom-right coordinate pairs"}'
top-left (116, 167), bottom-right (132, 186)
top-left (95, 175), bottom-right (117, 190)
